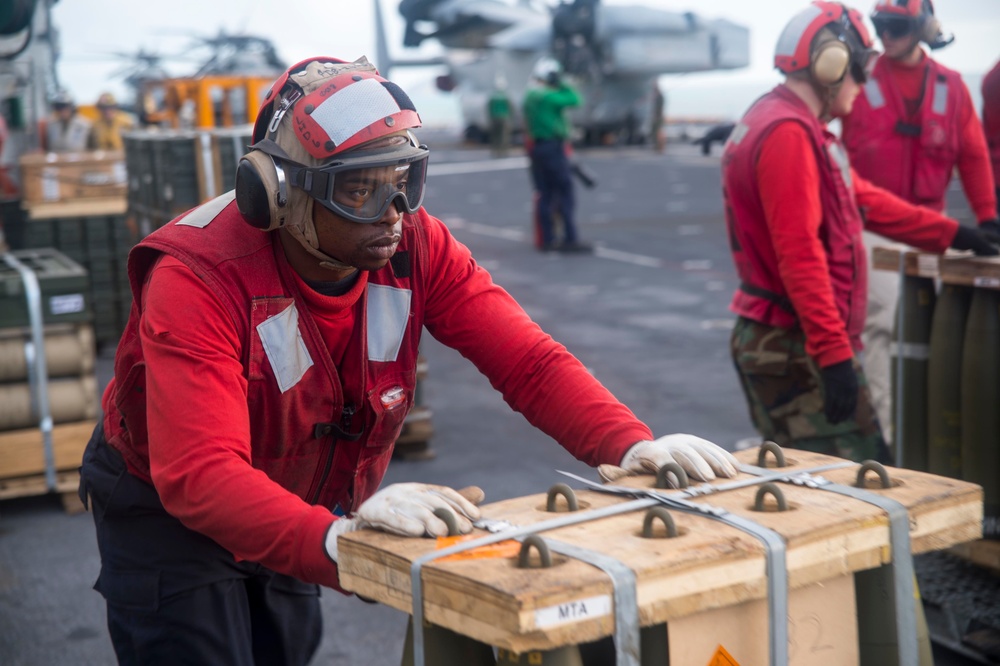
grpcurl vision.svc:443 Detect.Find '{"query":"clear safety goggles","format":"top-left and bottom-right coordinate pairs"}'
top-left (253, 138), bottom-right (429, 224)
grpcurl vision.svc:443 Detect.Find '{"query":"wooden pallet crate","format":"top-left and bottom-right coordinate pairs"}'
top-left (337, 448), bottom-right (981, 662)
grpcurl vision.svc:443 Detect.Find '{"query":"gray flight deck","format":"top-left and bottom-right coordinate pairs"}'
top-left (0, 130), bottom-right (984, 665)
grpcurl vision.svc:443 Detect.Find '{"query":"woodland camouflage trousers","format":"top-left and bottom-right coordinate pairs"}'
top-left (730, 316), bottom-right (891, 464)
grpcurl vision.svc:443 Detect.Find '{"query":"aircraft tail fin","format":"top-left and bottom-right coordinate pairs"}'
top-left (373, 0), bottom-right (446, 78)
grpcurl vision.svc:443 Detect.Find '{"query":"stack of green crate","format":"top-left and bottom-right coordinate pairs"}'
top-left (149, 131), bottom-right (208, 226)
top-left (210, 125), bottom-right (253, 194)
top-left (123, 132), bottom-right (158, 237)
top-left (0, 249), bottom-right (99, 432)
top-left (21, 215), bottom-right (138, 351)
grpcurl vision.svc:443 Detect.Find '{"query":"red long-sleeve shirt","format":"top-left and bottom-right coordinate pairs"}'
top-left (756, 121), bottom-right (958, 367)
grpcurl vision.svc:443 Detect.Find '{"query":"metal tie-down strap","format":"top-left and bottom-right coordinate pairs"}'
top-left (620, 490), bottom-right (790, 666)
top-left (409, 498), bottom-right (658, 666)
top-left (409, 460), bottom-right (856, 666)
top-left (741, 463), bottom-right (919, 666)
top-left (540, 538), bottom-right (641, 666)
top-left (2, 253), bottom-right (56, 491)
top-left (559, 460), bottom-right (857, 666)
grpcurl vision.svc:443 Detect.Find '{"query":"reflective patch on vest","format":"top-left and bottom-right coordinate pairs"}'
top-left (864, 78), bottom-right (885, 109)
top-left (827, 142), bottom-right (853, 188)
top-left (176, 191), bottom-right (237, 228)
top-left (256, 303), bottom-right (314, 393)
top-left (729, 122), bottom-right (749, 145)
top-left (931, 80), bottom-right (949, 116)
top-left (366, 284), bottom-right (412, 362)
top-left (312, 79), bottom-right (402, 148)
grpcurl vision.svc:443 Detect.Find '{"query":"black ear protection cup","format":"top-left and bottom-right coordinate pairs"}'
top-left (235, 150), bottom-right (288, 231)
top-left (812, 39), bottom-right (851, 86)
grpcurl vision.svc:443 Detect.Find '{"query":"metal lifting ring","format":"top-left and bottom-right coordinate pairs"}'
top-left (432, 507), bottom-right (459, 537)
top-left (757, 440), bottom-right (787, 468)
top-left (753, 482), bottom-right (789, 512)
top-left (856, 460), bottom-right (892, 489)
top-left (518, 535), bottom-right (553, 569)
top-left (642, 506), bottom-right (679, 539)
top-left (656, 462), bottom-right (689, 489)
top-left (546, 483), bottom-right (579, 512)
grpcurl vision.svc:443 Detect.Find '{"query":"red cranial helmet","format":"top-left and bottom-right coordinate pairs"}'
top-left (774, 1), bottom-right (877, 87)
top-left (236, 56), bottom-right (429, 269)
top-left (871, 0), bottom-right (952, 49)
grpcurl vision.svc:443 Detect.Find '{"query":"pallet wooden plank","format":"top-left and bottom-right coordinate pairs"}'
top-left (871, 245), bottom-right (1000, 289)
top-left (0, 419), bottom-right (96, 478)
top-left (337, 448), bottom-right (982, 652)
top-left (939, 254), bottom-right (1000, 289)
top-left (0, 469), bottom-right (80, 500)
top-left (871, 246), bottom-right (941, 277)
top-left (25, 197), bottom-right (128, 220)
top-left (949, 539), bottom-right (1000, 572)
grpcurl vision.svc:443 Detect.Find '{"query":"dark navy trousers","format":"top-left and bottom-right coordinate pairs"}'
top-left (79, 426), bottom-right (322, 665)
top-left (530, 139), bottom-right (578, 247)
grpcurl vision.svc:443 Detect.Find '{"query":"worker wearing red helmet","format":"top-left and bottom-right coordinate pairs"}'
top-left (77, 56), bottom-right (739, 663)
top-left (840, 1), bottom-right (998, 446)
top-left (724, 2), bottom-right (998, 464)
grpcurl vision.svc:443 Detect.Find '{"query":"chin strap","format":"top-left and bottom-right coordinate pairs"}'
top-left (284, 198), bottom-right (357, 271)
top-left (308, 245), bottom-right (356, 272)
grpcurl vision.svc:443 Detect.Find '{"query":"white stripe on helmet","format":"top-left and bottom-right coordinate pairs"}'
top-left (311, 78), bottom-right (401, 148)
top-left (776, 4), bottom-right (824, 59)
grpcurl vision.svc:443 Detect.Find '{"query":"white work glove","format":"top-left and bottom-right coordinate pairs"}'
top-left (324, 483), bottom-right (483, 562)
top-left (599, 434), bottom-right (740, 485)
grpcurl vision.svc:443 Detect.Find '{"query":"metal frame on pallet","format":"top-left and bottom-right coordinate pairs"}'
top-left (1, 252), bottom-right (57, 491)
top-left (894, 252), bottom-right (907, 469)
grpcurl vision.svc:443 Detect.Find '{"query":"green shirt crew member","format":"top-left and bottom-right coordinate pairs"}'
top-left (522, 59), bottom-right (590, 253)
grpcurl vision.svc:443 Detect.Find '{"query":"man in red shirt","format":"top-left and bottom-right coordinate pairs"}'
top-left (984, 57), bottom-right (1000, 219)
top-left (77, 56), bottom-right (739, 664)
top-left (724, 2), bottom-right (998, 464)
top-left (840, 0), bottom-right (999, 446)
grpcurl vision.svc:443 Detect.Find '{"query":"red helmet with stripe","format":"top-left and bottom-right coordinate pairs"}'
top-left (252, 57), bottom-right (422, 159)
top-left (870, 0), bottom-right (951, 49)
top-left (871, 0), bottom-right (931, 20)
top-left (774, 2), bottom-right (877, 84)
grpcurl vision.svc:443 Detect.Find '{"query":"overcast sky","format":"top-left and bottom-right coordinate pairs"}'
top-left (50, 0), bottom-right (1000, 123)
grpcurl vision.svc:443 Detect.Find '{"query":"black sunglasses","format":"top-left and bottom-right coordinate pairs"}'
top-left (873, 16), bottom-right (917, 39)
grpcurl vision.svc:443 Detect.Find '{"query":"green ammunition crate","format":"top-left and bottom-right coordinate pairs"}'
top-left (1, 248), bottom-right (92, 329)
top-left (210, 126), bottom-right (253, 193)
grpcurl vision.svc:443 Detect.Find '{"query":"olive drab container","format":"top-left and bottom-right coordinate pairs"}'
top-left (890, 275), bottom-right (935, 471)
top-left (400, 618), bottom-right (497, 666)
top-left (959, 286), bottom-right (1000, 540)
top-left (926, 284), bottom-right (972, 478)
top-left (855, 567), bottom-right (934, 666)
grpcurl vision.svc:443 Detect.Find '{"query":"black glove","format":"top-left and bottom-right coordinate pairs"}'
top-left (950, 225), bottom-right (1000, 256)
top-left (978, 219), bottom-right (1000, 244)
top-left (820, 359), bottom-right (858, 424)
